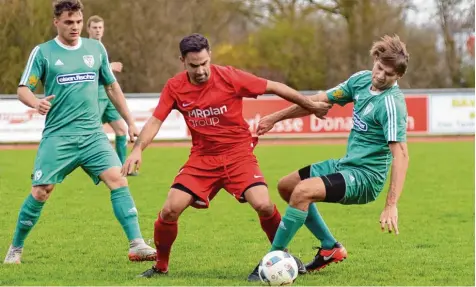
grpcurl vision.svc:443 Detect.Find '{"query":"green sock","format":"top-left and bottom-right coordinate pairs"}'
top-left (115, 135), bottom-right (127, 165)
top-left (110, 187), bottom-right (142, 241)
top-left (12, 194), bottom-right (45, 248)
top-left (305, 203), bottom-right (337, 249)
top-left (270, 206), bottom-right (308, 251)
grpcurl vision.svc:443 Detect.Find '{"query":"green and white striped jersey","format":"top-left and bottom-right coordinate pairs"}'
top-left (19, 37), bottom-right (116, 137)
top-left (326, 70), bottom-right (408, 185)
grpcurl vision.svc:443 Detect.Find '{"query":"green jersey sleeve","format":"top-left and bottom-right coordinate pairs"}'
top-left (98, 42), bottom-right (116, 86)
top-left (326, 70), bottom-right (371, 106)
top-left (377, 94), bottom-right (408, 142)
top-left (18, 46), bottom-right (44, 92)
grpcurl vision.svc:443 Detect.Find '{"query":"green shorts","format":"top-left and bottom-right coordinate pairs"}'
top-left (31, 132), bottom-right (122, 186)
top-left (308, 159), bottom-right (383, 205)
top-left (98, 99), bottom-right (121, 124)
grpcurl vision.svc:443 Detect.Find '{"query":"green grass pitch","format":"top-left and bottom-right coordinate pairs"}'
top-left (0, 141), bottom-right (474, 286)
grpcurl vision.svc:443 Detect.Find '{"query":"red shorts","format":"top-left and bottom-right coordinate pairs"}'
top-left (171, 141), bottom-right (267, 209)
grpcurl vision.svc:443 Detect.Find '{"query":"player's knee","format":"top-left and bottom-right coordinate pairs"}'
top-left (31, 184), bottom-right (54, 201)
top-left (289, 181), bottom-right (314, 206)
top-left (112, 175), bottom-right (128, 187)
top-left (252, 199), bottom-right (274, 217)
top-left (160, 205), bottom-right (182, 222)
top-left (277, 177), bottom-right (295, 203)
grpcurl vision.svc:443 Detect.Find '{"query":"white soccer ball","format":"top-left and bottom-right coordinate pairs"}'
top-left (258, 250), bottom-right (299, 286)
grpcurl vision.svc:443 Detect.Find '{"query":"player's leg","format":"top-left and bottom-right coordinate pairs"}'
top-left (4, 136), bottom-right (79, 264)
top-left (285, 173), bottom-right (347, 271)
top-left (278, 166), bottom-right (337, 250)
top-left (108, 119), bottom-right (128, 166)
top-left (79, 132), bottom-right (155, 261)
top-left (242, 184), bottom-right (307, 281)
top-left (222, 155), bottom-right (280, 244)
top-left (298, 167), bottom-right (377, 272)
top-left (244, 185), bottom-right (280, 242)
top-left (102, 101), bottom-right (128, 168)
top-left (140, 168), bottom-right (218, 278)
top-left (220, 156), bottom-right (305, 280)
top-left (139, 187), bottom-right (194, 277)
top-left (4, 184), bottom-right (54, 264)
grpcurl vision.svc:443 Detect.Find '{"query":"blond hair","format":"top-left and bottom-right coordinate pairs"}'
top-left (370, 35), bottom-right (409, 76)
top-left (87, 15), bottom-right (104, 28)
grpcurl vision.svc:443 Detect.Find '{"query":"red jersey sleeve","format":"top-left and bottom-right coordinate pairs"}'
top-left (228, 67), bottom-right (267, 98)
top-left (153, 83), bottom-right (175, 122)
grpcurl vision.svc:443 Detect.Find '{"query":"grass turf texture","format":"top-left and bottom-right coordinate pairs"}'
top-left (0, 141), bottom-right (474, 286)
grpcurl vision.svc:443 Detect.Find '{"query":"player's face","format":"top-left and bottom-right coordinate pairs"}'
top-left (371, 60), bottom-right (400, 91)
top-left (181, 49), bottom-right (211, 85)
top-left (54, 11), bottom-right (83, 45)
top-left (88, 21), bottom-right (104, 40)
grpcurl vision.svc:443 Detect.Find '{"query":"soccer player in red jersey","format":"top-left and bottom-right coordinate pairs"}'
top-left (121, 33), bottom-right (331, 279)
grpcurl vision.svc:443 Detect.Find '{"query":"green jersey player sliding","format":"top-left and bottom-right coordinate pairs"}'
top-left (251, 35), bottom-right (410, 279)
top-left (4, 0), bottom-right (155, 264)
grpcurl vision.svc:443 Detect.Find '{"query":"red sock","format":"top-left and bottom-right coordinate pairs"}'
top-left (154, 213), bottom-right (178, 271)
top-left (259, 205), bottom-right (282, 243)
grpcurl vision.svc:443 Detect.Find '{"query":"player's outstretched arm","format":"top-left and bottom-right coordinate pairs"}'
top-left (266, 81), bottom-right (331, 117)
top-left (256, 92), bottom-right (329, 136)
top-left (105, 82), bottom-right (139, 141)
top-left (121, 116), bottom-right (163, 176)
top-left (17, 86), bottom-right (55, 115)
top-left (379, 142), bottom-right (409, 235)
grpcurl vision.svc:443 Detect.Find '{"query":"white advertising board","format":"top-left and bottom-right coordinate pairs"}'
top-left (429, 95), bottom-right (475, 134)
top-left (0, 99), bottom-right (188, 143)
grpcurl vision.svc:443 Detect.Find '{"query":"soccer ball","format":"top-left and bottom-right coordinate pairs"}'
top-left (258, 250), bottom-right (299, 286)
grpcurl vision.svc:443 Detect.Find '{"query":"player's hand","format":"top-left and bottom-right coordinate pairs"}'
top-left (35, 95), bottom-right (55, 115)
top-left (379, 204), bottom-right (399, 235)
top-left (110, 62), bottom-right (123, 73)
top-left (310, 102), bottom-right (332, 119)
top-left (128, 124), bottom-right (139, 143)
top-left (256, 115), bottom-right (276, 136)
top-left (122, 149), bottom-right (142, 176)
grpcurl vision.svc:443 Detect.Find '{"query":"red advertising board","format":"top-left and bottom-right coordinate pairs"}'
top-left (242, 95), bottom-right (428, 136)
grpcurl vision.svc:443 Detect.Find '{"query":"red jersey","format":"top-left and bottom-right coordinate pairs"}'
top-left (153, 64), bottom-right (267, 155)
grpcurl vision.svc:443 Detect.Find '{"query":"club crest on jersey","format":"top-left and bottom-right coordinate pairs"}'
top-left (363, 103), bottom-right (374, 116)
top-left (83, 55), bottom-right (94, 68)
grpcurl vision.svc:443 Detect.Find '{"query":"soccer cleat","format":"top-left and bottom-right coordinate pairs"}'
top-left (128, 244), bottom-right (156, 262)
top-left (292, 254), bottom-right (307, 275)
top-left (305, 242), bottom-right (347, 271)
top-left (137, 266), bottom-right (168, 278)
top-left (3, 245), bottom-right (22, 264)
top-left (247, 254), bottom-right (306, 282)
top-left (127, 171), bottom-right (139, 177)
top-left (247, 264), bottom-right (261, 282)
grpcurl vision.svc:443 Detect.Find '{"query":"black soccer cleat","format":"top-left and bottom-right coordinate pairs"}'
top-left (247, 263), bottom-right (261, 282)
top-left (305, 242), bottom-right (347, 272)
top-left (292, 254), bottom-right (307, 275)
top-left (137, 266), bottom-right (168, 278)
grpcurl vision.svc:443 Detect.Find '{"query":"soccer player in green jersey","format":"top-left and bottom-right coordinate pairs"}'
top-left (253, 35), bottom-right (410, 276)
top-left (86, 15), bottom-right (135, 175)
top-left (3, 0), bottom-right (155, 264)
